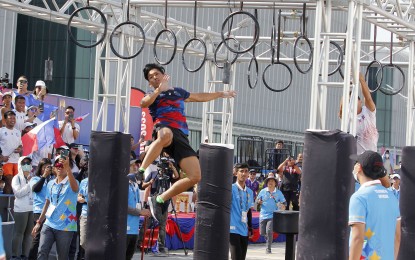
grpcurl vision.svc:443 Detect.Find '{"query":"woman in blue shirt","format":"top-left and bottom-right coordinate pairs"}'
top-left (31, 156), bottom-right (79, 260)
top-left (256, 176), bottom-right (286, 254)
top-left (28, 158), bottom-right (53, 260)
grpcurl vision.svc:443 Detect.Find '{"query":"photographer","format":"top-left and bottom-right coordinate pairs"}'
top-left (277, 156), bottom-right (302, 211)
top-left (139, 155), bottom-right (179, 256)
top-left (59, 106), bottom-right (80, 144)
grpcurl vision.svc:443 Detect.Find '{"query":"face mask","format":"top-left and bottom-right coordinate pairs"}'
top-left (352, 170), bottom-right (359, 183)
top-left (22, 164), bottom-right (31, 172)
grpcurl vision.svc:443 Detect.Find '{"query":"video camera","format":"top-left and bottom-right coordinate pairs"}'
top-left (157, 157), bottom-right (173, 171)
top-left (0, 73), bottom-right (13, 89)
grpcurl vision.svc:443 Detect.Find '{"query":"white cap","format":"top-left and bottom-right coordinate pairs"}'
top-left (391, 174), bottom-right (400, 179)
top-left (35, 80), bottom-right (46, 88)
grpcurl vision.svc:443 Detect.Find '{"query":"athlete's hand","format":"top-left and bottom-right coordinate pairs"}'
top-left (158, 74), bottom-right (171, 92)
top-left (222, 90), bottom-right (236, 98)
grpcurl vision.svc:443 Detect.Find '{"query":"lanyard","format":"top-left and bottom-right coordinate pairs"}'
top-left (238, 188), bottom-right (249, 212)
top-left (50, 182), bottom-right (64, 205)
top-left (267, 191), bottom-right (278, 203)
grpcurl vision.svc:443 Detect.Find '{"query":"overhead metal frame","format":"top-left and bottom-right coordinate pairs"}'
top-left (0, 0), bottom-right (414, 145)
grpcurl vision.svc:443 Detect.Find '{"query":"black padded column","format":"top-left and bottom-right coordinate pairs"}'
top-left (85, 131), bottom-right (130, 260)
top-left (194, 144), bottom-right (233, 260)
top-left (296, 130), bottom-right (355, 260)
top-left (397, 146), bottom-right (415, 260)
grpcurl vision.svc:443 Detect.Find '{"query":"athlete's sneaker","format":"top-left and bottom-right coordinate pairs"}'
top-left (266, 248), bottom-right (272, 254)
top-left (148, 196), bottom-right (159, 222)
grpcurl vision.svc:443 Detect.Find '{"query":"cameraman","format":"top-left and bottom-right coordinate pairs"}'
top-left (139, 155), bottom-right (179, 256)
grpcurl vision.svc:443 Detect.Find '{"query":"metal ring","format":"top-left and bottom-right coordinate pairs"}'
top-left (318, 41), bottom-right (343, 77)
top-left (293, 35), bottom-right (313, 74)
top-left (181, 38), bottom-right (207, 73)
top-left (262, 62), bottom-right (293, 92)
top-left (68, 6), bottom-right (108, 48)
top-left (379, 63), bottom-right (405, 96)
top-left (221, 10), bottom-right (260, 54)
top-left (109, 21), bottom-right (145, 60)
top-left (153, 29), bottom-right (177, 65)
top-left (364, 60), bottom-right (383, 93)
top-left (213, 37), bottom-right (240, 69)
top-left (247, 57), bottom-right (258, 89)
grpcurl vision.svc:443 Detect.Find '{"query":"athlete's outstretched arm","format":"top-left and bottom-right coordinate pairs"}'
top-left (185, 90), bottom-right (236, 102)
top-left (359, 73), bottom-right (376, 112)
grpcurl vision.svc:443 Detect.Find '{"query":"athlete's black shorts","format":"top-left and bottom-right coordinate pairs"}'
top-left (154, 124), bottom-right (198, 165)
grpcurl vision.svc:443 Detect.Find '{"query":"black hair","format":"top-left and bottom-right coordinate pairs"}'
top-left (15, 95), bottom-right (26, 103)
top-left (36, 158), bottom-right (52, 177)
top-left (3, 110), bottom-right (16, 119)
top-left (66, 106), bottom-right (75, 112)
top-left (276, 140), bottom-right (284, 145)
top-left (18, 75), bottom-right (28, 81)
top-left (143, 63), bottom-right (165, 81)
top-left (234, 162), bottom-right (250, 170)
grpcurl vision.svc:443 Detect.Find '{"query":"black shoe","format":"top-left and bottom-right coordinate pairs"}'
top-left (148, 196), bottom-right (159, 222)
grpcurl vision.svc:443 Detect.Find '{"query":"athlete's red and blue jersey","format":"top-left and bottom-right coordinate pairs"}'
top-left (148, 87), bottom-right (190, 135)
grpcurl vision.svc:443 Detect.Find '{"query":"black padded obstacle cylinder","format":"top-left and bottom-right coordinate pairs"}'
top-left (296, 130), bottom-right (355, 260)
top-left (85, 131), bottom-right (131, 260)
top-left (397, 146), bottom-right (415, 260)
top-left (194, 144), bottom-right (234, 260)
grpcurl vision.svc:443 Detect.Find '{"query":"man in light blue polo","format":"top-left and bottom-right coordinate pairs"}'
top-left (126, 159), bottom-right (151, 260)
top-left (349, 151), bottom-right (401, 260)
top-left (229, 163), bottom-right (254, 260)
top-left (78, 177), bottom-right (88, 255)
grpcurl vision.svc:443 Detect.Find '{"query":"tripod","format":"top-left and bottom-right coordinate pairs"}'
top-left (169, 198), bottom-right (188, 255)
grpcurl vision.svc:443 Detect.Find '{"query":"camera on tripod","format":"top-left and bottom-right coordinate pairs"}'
top-left (157, 157), bottom-right (173, 171)
top-left (0, 73), bottom-right (13, 89)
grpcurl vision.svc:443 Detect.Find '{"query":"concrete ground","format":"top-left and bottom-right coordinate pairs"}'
top-left (133, 242), bottom-right (287, 259)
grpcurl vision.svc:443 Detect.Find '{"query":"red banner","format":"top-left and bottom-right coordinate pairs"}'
top-left (130, 88), bottom-right (153, 153)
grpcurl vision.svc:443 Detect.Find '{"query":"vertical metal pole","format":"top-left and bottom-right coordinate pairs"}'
top-left (350, 3), bottom-right (363, 136)
top-left (341, 1), bottom-right (356, 133)
top-left (309, 0), bottom-right (323, 129)
top-left (92, 39), bottom-right (104, 131)
top-left (406, 41), bottom-right (415, 145)
top-left (221, 64), bottom-right (235, 144)
top-left (114, 9), bottom-right (126, 132)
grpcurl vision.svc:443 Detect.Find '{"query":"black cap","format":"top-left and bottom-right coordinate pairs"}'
top-left (68, 143), bottom-right (79, 149)
top-left (350, 151), bottom-right (386, 180)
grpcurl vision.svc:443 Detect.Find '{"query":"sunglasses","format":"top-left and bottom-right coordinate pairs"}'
top-left (19, 80), bottom-right (28, 83)
top-left (54, 163), bottom-right (64, 169)
top-left (21, 162), bottom-right (31, 166)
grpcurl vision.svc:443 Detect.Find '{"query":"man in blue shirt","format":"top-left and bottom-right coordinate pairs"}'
top-left (77, 177), bottom-right (88, 254)
top-left (139, 63), bottom-right (236, 221)
top-left (126, 159), bottom-right (151, 260)
top-left (388, 173), bottom-right (400, 201)
top-left (230, 163), bottom-right (254, 260)
top-left (349, 151), bottom-right (401, 260)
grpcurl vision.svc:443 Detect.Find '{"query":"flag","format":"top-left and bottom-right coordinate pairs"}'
top-left (75, 113), bottom-right (89, 122)
top-left (24, 95), bottom-right (58, 121)
top-left (22, 118), bottom-right (66, 156)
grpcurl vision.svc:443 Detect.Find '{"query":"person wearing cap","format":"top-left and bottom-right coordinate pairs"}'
top-left (229, 163), bottom-right (254, 260)
top-left (349, 151), bottom-right (401, 260)
top-left (246, 169), bottom-right (259, 201)
top-left (28, 158), bottom-right (54, 259)
top-left (59, 106), bottom-right (80, 144)
top-left (11, 156), bottom-right (34, 260)
top-left (126, 158), bottom-right (151, 260)
top-left (21, 121), bottom-right (36, 137)
top-left (32, 156), bottom-right (79, 260)
top-left (257, 175), bottom-right (286, 254)
top-left (0, 110), bottom-right (23, 194)
top-left (0, 91), bottom-right (12, 127)
top-left (33, 80), bottom-right (48, 101)
top-left (388, 174), bottom-right (400, 201)
top-left (26, 105), bottom-right (43, 125)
